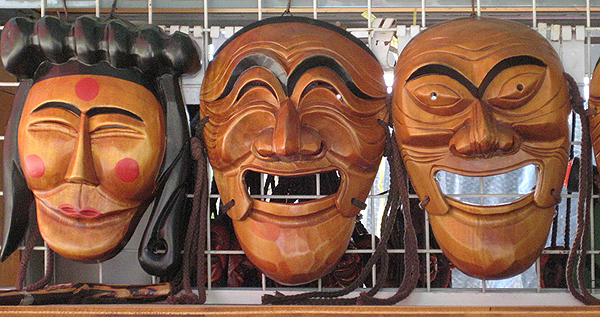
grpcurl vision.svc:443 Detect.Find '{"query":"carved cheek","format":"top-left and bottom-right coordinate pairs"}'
top-left (24, 154), bottom-right (45, 178)
top-left (115, 158), bottom-right (140, 183)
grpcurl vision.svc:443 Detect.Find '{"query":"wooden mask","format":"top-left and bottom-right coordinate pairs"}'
top-left (393, 18), bottom-right (570, 279)
top-left (200, 17), bottom-right (388, 285)
top-left (1, 16), bottom-right (200, 276)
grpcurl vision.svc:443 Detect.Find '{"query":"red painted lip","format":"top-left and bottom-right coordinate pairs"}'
top-left (58, 204), bottom-right (101, 219)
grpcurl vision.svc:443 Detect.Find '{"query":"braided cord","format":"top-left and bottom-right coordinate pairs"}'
top-left (564, 72), bottom-right (600, 305)
top-left (168, 116), bottom-right (210, 304)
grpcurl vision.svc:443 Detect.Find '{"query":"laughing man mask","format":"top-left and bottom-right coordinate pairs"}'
top-left (200, 17), bottom-right (388, 285)
top-left (392, 17), bottom-right (570, 279)
top-left (1, 16), bottom-right (200, 276)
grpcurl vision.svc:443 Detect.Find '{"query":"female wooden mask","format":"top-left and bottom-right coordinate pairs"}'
top-left (200, 17), bottom-right (388, 285)
top-left (393, 17), bottom-right (570, 279)
top-left (1, 16), bottom-right (200, 276)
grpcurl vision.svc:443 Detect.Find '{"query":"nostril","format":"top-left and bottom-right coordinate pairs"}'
top-left (299, 127), bottom-right (324, 156)
top-left (253, 128), bottom-right (275, 158)
top-left (299, 141), bottom-right (324, 156)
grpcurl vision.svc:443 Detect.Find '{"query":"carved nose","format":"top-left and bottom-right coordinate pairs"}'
top-left (449, 100), bottom-right (520, 158)
top-left (65, 117), bottom-right (99, 185)
top-left (253, 99), bottom-right (323, 158)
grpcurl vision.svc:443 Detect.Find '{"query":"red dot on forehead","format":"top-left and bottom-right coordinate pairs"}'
top-left (25, 155), bottom-right (45, 178)
top-left (75, 77), bottom-right (100, 101)
top-left (115, 158), bottom-right (140, 183)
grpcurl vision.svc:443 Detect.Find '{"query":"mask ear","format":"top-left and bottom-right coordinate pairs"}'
top-left (138, 74), bottom-right (192, 277)
top-left (1, 80), bottom-right (35, 261)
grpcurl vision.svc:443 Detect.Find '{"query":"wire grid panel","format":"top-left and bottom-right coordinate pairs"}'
top-left (2, 2), bottom-right (600, 306)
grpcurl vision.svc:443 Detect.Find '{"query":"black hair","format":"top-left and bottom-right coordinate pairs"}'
top-left (1, 15), bottom-right (200, 79)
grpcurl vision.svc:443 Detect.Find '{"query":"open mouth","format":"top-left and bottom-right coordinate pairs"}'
top-left (434, 164), bottom-right (538, 206)
top-left (244, 170), bottom-right (341, 204)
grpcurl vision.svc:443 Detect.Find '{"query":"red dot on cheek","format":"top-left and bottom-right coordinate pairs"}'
top-left (75, 77), bottom-right (100, 101)
top-left (25, 155), bottom-right (45, 178)
top-left (115, 158), bottom-right (140, 183)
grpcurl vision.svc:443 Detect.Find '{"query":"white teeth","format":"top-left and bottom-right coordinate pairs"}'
top-left (435, 164), bottom-right (538, 206)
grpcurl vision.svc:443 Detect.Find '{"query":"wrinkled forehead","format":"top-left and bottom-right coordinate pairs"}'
top-left (395, 18), bottom-right (562, 86)
top-left (202, 21), bottom-right (385, 101)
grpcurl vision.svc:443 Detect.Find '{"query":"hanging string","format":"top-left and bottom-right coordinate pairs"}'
top-left (109, 0), bottom-right (118, 20)
top-left (168, 116), bottom-right (210, 304)
top-left (282, 0), bottom-right (292, 16)
top-left (356, 123), bottom-right (419, 305)
top-left (61, 0), bottom-right (69, 21)
top-left (550, 206), bottom-right (558, 248)
top-left (16, 224), bottom-right (55, 291)
top-left (564, 72), bottom-right (600, 305)
top-left (470, 0), bottom-right (476, 18)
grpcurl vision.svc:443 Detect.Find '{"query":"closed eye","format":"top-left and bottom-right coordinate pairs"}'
top-left (90, 125), bottom-right (144, 139)
top-left (28, 120), bottom-right (77, 136)
top-left (300, 81), bottom-right (340, 99)
top-left (236, 81), bottom-right (277, 102)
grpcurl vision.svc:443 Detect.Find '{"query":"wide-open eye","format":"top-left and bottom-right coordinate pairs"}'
top-left (404, 75), bottom-right (474, 116)
top-left (484, 66), bottom-right (545, 110)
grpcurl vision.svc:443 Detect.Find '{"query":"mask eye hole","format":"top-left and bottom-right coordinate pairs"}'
top-left (405, 76), bottom-right (474, 116)
top-left (484, 66), bottom-right (546, 110)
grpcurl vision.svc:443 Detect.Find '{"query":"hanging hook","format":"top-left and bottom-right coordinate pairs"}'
top-left (60, 0), bottom-right (69, 21)
top-left (282, 0), bottom-right (293, 16)
top-left (108, 0), bottom-right (118, 20)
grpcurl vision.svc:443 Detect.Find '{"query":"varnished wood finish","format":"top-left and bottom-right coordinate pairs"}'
top-left (18, 74), bottom-right (165, 262)
top-left (200, 17), bottom-right (387, 285)
top-left (392, 18), bottom-right (571, 279)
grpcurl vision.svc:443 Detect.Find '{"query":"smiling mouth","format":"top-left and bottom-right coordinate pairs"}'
top-left (434, 164), bottom-right (539, 206)
top-left (244, 170), bottom-right (341, 204)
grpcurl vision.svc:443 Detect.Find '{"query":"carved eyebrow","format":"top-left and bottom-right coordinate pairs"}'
top-left (478, 55), bottom-right (547, 95)
top-left (406, 56), bottom-right (547, 99)
top-left (407, 64), bottom-right (479, 97)
top-left (287, 55), bottom-right (375, 100)
top-left (87, 107), bottom-right (144, 122)
top-left (216, 54), bottom-right (287, 101)
top-left (32, 101), bottom-right (82, 116)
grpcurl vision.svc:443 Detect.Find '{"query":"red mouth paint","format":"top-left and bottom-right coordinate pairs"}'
top-left (59, 204), bottom-right (101, 219)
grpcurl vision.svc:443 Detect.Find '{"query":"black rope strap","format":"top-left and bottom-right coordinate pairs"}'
top-left (16, 223), bottom-right (55, 292)
top-left (168, 116), bottom-right (210, 304)
top-left (564, 72), bottom-right (600, 305)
